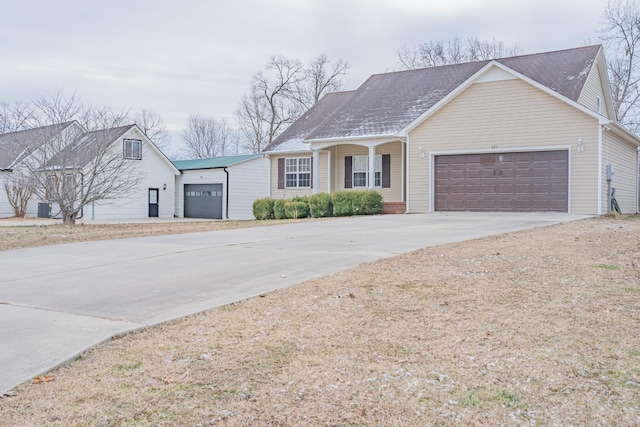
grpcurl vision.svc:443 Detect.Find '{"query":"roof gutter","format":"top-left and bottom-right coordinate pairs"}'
top-left (0, 168), bottom-right (12, 172)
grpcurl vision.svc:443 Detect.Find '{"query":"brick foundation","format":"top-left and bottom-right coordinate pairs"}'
top-left (383, 202), bottom-right (406, 214)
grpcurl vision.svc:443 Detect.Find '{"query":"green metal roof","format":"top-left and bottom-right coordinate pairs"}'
top-left (172, 154), bottom-right (261, 171)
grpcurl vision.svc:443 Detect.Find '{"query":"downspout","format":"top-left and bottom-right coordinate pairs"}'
top-left (637, 147), bottom-right (640, 214)
top-left (224, 166), bottom-right (229, 219)
top-left (77, 171), bottom-right (84, 220)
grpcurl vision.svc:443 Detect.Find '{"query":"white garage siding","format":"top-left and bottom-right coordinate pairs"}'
top-left (176, 156), bottom-right (269, 220)
top-left (407, 78), bottom-right (600, 215)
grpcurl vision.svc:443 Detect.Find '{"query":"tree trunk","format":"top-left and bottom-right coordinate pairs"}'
top-left (62, 212), bottom-right (77, 225)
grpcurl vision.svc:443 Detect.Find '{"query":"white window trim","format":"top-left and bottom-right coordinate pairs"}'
top-left (285, 157), bottom-right (311, 188)
top-left (352, 155), bottom-right (382, 188)
top-left (124, 139), bottom-right (142, 160)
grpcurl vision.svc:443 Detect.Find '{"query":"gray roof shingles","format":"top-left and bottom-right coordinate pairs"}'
top-left (264, 45), bottom-right (602, 152)
top-left (0, 121), bottom-right (76, 169)
top-left (44, 125), bottom-right (134, 169)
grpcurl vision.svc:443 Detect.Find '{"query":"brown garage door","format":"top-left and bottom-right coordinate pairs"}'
top-left (434, 150), bottom-right (568, 212)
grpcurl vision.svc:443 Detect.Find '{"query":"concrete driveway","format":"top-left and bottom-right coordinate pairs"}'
top-left (0, 212), bottom-right (589, 393)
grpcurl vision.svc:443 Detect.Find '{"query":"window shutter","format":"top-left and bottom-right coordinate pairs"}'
top-left (278, 158), bottom-right (285, 189)
top-left (382, 154), bottom-right (391, 188)
top-left (310, 157), bottom-right (313, 189)
top-left (344, 156), bottom-right (352, 188)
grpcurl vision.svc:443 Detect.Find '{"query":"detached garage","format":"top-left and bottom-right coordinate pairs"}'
top-left (173, 155), bottom-right (269, 220)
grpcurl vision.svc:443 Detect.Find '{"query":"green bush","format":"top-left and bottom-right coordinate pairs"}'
top-left (356, 190), bottom-right (384, 215)
top-left (332, 191), bottom-right (354, 216)
top-left (332, 190), bottom-right (383, 216)
top-left (252, 197), bottom-right (274, 220)
top-left (273, 199), bottom-right (287, 219)
top-left (284, 201), bottom-right (309, 219)
top-left (308, 193), bottom-right (333, 218)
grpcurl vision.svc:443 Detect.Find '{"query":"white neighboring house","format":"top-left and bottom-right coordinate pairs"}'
top-left (0, 122), bottom-right (180, 220)
top-left (72, 125), bottom-right (180, 220)
top-left (173, 154), bottom-right (269, 220)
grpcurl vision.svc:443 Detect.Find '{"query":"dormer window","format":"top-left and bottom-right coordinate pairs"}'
top-left (596, 96), bottom-right (602, 114)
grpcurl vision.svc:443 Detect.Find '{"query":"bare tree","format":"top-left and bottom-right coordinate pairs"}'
top-left (135, 108), bottom-right (171, 152)
top-left (599, 0), bottom-right (640, 132)
top-left (4, 178), bottom-right (34, 217)
top-left (296, 54), bottom-right (349, 109)
top-left (2, 93), bottom-right (143, 224)
top-left (182, 114), bottom-right (231, 159)
top-left (30, 91), bottom-right (130, 131)
top-left (11, 123), bottom-right (144, 225)
top-left (0, 101), bottom-right (33, 133)
top-left (236, 54), bottom-right (348, 153)
top-left (397, 36), bottom-right (520, 69)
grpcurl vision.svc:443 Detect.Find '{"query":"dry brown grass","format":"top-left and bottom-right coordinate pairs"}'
top-left (1, 215), bottom-right (639, 426)
top-left (0, 218), bottom-right (317, 252)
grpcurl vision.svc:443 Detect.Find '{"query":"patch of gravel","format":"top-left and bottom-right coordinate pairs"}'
top-left (1, 216), bottom-right (639, 426)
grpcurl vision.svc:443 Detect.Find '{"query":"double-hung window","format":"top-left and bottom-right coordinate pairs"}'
top-left (123, 139), bottom-right (142, 160)
top-left (352, 155), bottom-right (382, 187)
top-left (285, 157), bottom-right (311, 188)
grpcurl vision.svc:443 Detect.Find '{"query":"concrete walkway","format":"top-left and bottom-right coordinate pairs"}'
top-left (0, 212), bottom-right (590, 393)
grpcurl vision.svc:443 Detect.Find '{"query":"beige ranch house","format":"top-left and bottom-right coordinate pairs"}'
top-left (263, 45), bottom-right (640, 215)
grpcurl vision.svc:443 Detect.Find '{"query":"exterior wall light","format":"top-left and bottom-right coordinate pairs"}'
top-left (576, 138), bottom-right (584, 153)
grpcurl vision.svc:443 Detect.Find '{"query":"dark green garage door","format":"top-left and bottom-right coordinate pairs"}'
top-left (184, 184), bottom-right (223, 219)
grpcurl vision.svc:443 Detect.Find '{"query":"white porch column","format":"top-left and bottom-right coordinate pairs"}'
top-left (312, 149), bottom-right (320, 194)
top-left (368, 146), bottom-right (376, 189)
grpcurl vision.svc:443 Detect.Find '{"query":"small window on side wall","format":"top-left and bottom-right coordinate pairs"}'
top-left (123, 139), bottom-right (142, 160)
top-left (596, 96), bottom-right (602, 114)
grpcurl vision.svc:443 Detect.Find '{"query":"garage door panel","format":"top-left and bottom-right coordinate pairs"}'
top-left (435, 150), bottom-right (568, 212)
top-left (184, 183), bottom-right (223, 219)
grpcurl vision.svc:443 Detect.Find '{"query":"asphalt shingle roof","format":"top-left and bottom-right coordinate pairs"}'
top-left (0, 121), bottom-right (76, 169)
top-left (44, 125), bottom-right (134, 169)
top-left (264, 45), bottom-right (602, 153)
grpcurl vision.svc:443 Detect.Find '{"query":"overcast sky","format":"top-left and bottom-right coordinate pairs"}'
top-left (0, 0), bottom-right (608, 154)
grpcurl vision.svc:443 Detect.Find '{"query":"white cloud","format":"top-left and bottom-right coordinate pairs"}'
top-left (0, 0), bottom-right (607, 153)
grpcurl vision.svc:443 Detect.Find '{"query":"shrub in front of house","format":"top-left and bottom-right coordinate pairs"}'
top-left (273, 199), bottom-right (287, 219)
top-left (253, 197), bottom-right (275, 220)
top-left (284, 200), bottom-right (309, 219)
top-left (332, 190), bottom-right (383, 216)
top-left (355, 190), bottom-right (384, 215)
top-left (332, 191), bottom-right (354, 216)
top-left (308, 193), bottom-right (333, 218)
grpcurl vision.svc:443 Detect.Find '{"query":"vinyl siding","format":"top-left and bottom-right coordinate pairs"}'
top-left (270, 153), bottom-right (315, 198)
top-left (578, 60), bottom-right (610, 119)
top-left (0, 173), bottom-right (15, 217)
top-left (88, 128), bottom-right (178, 220)
top-left (602, 131), bottom-right (639, 214)
top-left (333, 142), bottom-right (403, 202)
top-left (408, 78), bottom-right (600, 214)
